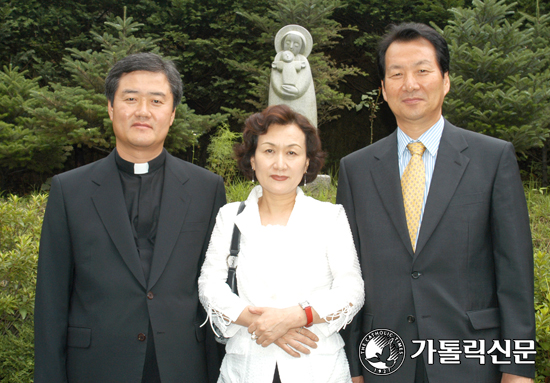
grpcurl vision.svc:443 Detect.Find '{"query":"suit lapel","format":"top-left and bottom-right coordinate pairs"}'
top-left (148, 154), bottom-right (190, 289)
top-left (414, 122), bottom-right (470, 258)
top-left (91, 152), bottom-right (147, 289)
top-left (370, 131), bottom-right (414, 256)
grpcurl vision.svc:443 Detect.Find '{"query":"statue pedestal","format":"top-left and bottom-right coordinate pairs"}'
top-left (303, 174), bottom-right (331, 193)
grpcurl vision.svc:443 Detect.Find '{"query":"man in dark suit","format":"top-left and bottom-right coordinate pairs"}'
top-left (337, 23), bottom-right (535, 383)
top-left (34, 53), bottom-right (226, 382)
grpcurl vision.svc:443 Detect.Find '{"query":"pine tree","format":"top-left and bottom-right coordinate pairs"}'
top-left (47, 8), bottom-right (226, 158)
top-left (521, 0), bottom-right (550, 184)
top-left (0, 8), bottom-right (226, 193)
top-left (0, 66), bottom-right (71, 182)
top-left (439, 0), bottom-right (550, 155)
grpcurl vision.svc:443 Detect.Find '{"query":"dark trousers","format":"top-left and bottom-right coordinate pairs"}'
top-left (273, 364), bottom-right (282, 383)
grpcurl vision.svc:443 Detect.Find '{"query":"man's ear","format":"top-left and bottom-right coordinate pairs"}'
top-left (443, 72), bottom-right (451, 96)
top-left (381, 80), bottom-right (388, 102)
top-left (169, 107), bottom-right (176, 126)
top-left (107, 101), bottom-right (114, 121)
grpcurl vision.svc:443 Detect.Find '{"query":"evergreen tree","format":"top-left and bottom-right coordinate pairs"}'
top-left (334, 0), bottom-right (465, 64)
top-left (439, 0), bottom-right (550, 155)
top-left (0, 66), bottom-right (69, 177)
top-left (144, 0), bottom-right (272, 117)
top-left (521, 0), bottom-right (550, 183)
top-left (0, 9), bottom-right (226, 193)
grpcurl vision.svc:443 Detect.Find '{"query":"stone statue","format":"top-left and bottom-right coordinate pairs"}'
top-left (269, 25), bottom-right (317, 127)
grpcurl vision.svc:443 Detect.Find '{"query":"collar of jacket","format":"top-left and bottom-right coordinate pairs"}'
top-left (234, 185), bottom-right (307, 235)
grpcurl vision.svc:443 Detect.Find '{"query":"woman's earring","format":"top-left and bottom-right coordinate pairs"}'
top-left (303, 173), bottom-right (307, 187)
top-left (252, 170), bottom-right (255, 184)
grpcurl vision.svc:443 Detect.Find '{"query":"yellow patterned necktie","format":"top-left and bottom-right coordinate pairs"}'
top-left (401, 142), bottom-right (426, 252)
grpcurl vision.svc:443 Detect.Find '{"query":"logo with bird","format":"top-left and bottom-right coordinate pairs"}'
top-left (359, 329), bottom-right (405, 375)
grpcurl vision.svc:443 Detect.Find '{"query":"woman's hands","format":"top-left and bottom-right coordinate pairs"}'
top-left (274, 327), bottom-right (318, 358)
top-left (247, 306), bottom-right (306, 346)
top-left (235, 305), bottom-right (320, 357)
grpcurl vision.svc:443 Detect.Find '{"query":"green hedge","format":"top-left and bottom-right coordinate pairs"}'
top-left (0, 187), bottom-right (548, 381)
top-left (526, 187), bottom-right (550, 382)
top-left (0, 194), bottom-right (46, 382)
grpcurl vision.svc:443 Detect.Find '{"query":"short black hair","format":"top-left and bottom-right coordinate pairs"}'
top-left (235, 104), bottom-right (325, 185)
top-left (377, 22), bottom-right (450, 80)
top-left (105, 52), bottom-right (183, 110)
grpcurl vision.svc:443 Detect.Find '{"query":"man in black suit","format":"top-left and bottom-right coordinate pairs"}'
top-left (337, 23), bottom-right (535, 383)
top-left (34, 53), bottom-right (226, 382)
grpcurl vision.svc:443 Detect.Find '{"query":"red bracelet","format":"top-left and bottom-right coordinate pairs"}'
top-left (299, 301), bottom-right (313, 327)
top-left (304, 306), bottom-right (313, 328)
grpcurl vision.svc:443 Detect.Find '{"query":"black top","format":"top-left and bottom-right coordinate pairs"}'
top-left (115, 149), bottom-right (166, 283)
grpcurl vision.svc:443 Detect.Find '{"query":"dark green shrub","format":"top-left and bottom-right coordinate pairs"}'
top-left (0, 194), bottom-right (46, 382)
top-left (527, 187), bottom-right (550, 382)
top-left (206, 124), bottom-right (243, 185)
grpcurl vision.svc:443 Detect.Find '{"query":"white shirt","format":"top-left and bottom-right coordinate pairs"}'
top-left (199, 186), bottom-right (364, 383)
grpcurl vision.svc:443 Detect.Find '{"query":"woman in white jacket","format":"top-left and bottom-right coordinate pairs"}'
top-left (199, 104), bottom-right (364, 383)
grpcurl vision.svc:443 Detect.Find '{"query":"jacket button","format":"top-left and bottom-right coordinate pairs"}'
top-left (407, 315), bottom-right (416, 323)
top-left (138, 333), bottom-right (146, 342)
top-left (411, 271), bottom-right (421, 279)
top-left (147, 292), bottom-right (154, 300)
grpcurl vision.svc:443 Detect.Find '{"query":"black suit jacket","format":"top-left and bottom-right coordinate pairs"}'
top-left (34, 150), bottom-right (226, 383)
top-left (337, 121), bottom-right (535, 382)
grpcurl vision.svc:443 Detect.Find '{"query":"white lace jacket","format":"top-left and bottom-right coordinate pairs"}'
top-left (198, 186), bottom-right (364, 382)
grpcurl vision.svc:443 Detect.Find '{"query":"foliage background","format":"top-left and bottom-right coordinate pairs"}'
top-left (1, 0), bottom-right (549, 194)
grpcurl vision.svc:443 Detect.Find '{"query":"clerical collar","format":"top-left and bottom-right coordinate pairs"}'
top-left (115, 149), bottom-right (166, 175)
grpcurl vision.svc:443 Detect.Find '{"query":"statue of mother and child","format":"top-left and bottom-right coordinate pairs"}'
top-left (269, 24), bottom-right (317, 128)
